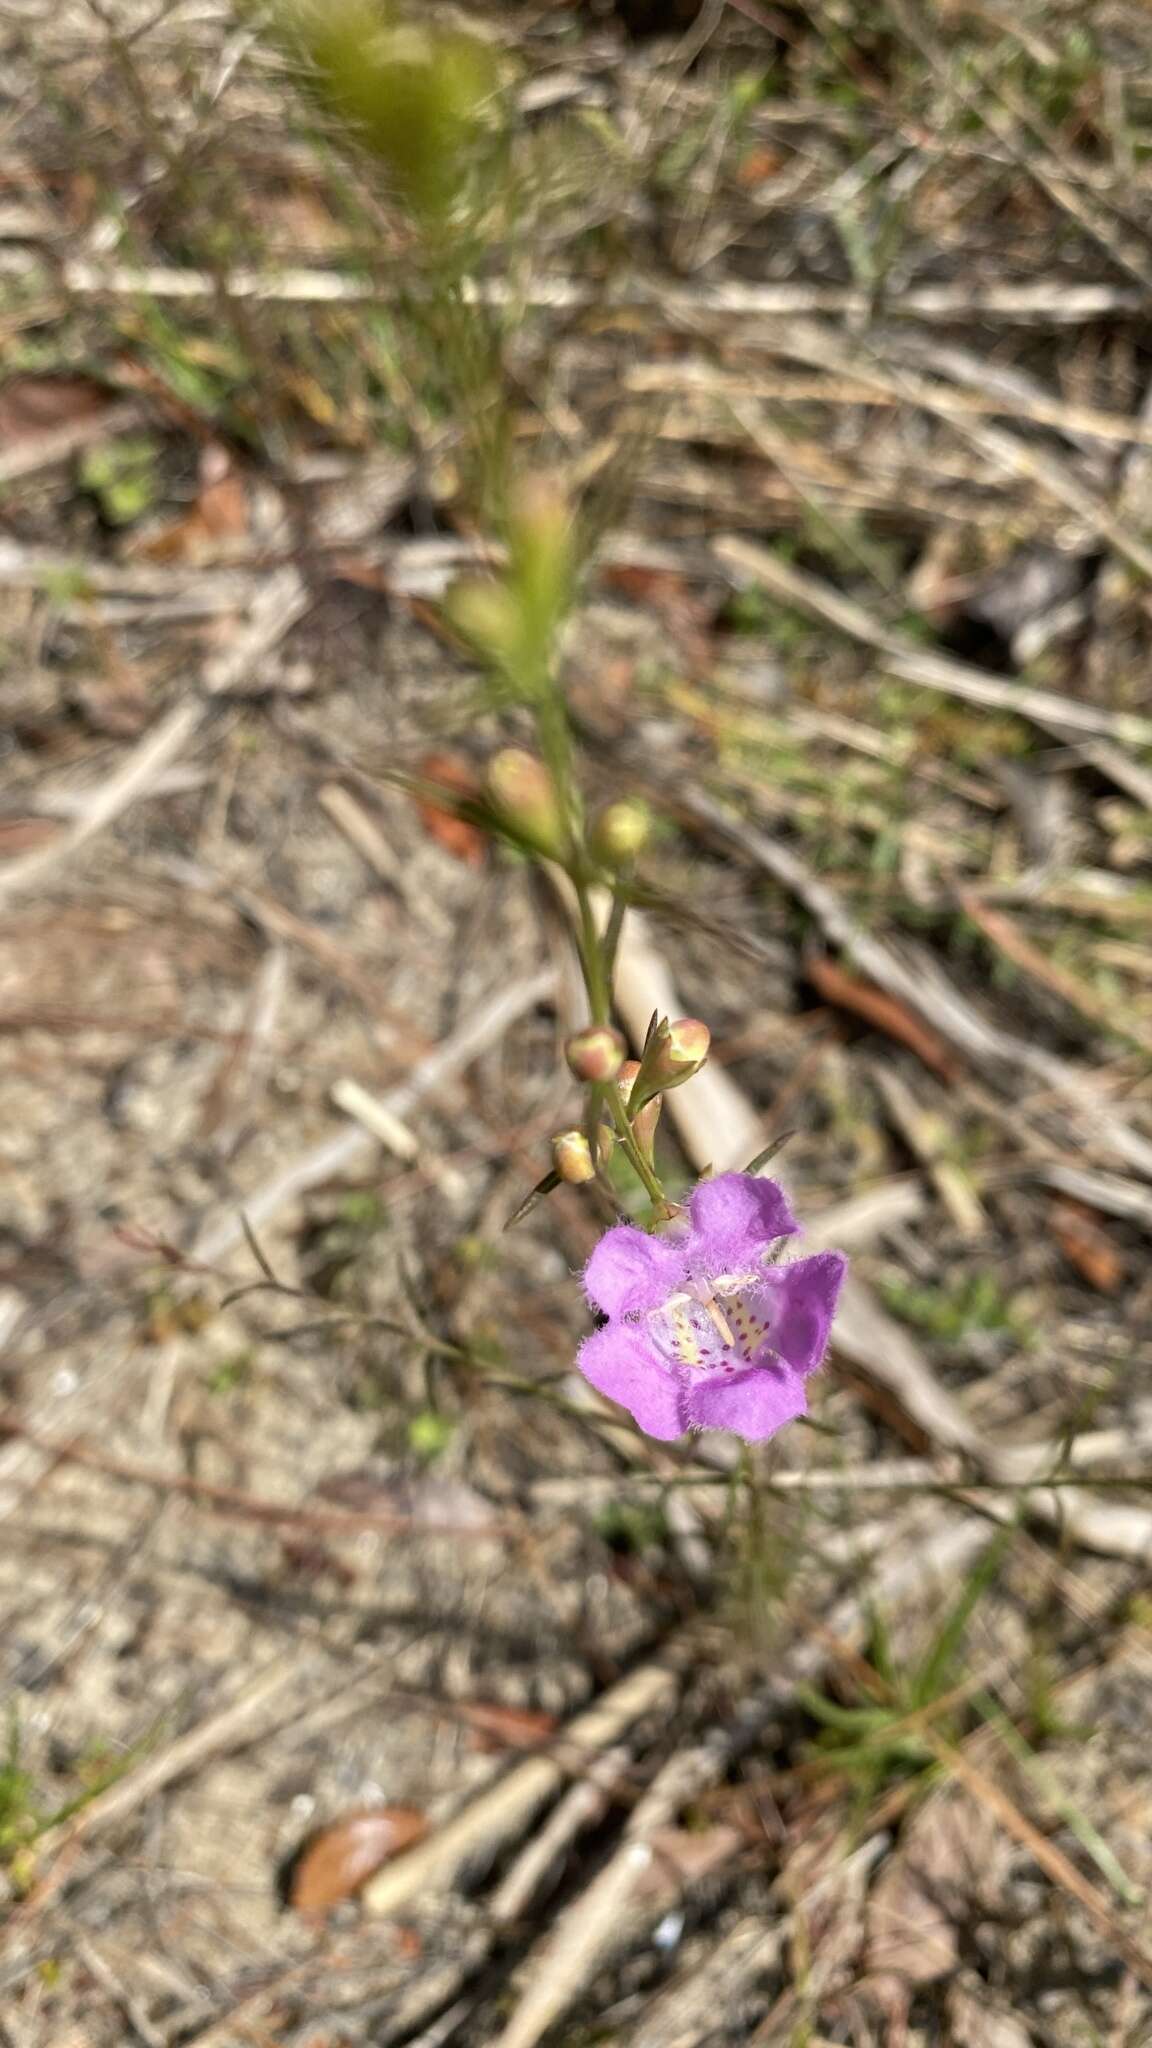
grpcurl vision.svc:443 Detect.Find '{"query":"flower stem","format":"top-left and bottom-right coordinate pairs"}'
top-left (606, 1081), bottom-right (668, 1214)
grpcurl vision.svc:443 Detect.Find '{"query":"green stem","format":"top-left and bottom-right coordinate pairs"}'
top-left (573, 874), bottom-right (611, 1026)
top-left (606, 1082), bottom-right (667, 1213)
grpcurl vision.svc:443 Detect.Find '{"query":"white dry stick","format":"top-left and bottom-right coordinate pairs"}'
top-left (489, 1745), bottom-right (635, 1926)
top-left (192, 968), bottom-right (554, 1265)
top-left (713, 533), bottom-right (1152, 751)
top-left (0, 698), bottom-right (204, 909)
top-left (492, 1841), bottom-right (659, 2048)
top-left (683, 785), bottom-right (1152, 1181)
top-left (8, 253), bottom-right (1143, 324)
top-left (202, 564), bottom-right (310, 696)
top-left (608, 902), bottom-right (764, 1172)
top-left (330, 1077), bottom-right (471, 1202)
top-left (0, 565), bottom-right (312, 908)
top-left (362, 1641), bottom-right (693, 1916)
top-left (490, 1521), bottom-right (987, 2048)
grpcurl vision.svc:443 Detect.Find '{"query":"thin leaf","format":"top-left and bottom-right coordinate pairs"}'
top-left (912, 1529), bottom-right (1010, 1710)
top-left (504, 1169), bottom-right (561, 1231)
top-left (795, 1683), bottom-right (895, 1736)
top-left (600, 882), bottom-right (629, 993)
top-left (240, 1211), bottom-right (280, 1284)
top-left (974, 1690), bottom-right (1144, 1908)
top-left (744, 1131), bottom-right (796, 1175)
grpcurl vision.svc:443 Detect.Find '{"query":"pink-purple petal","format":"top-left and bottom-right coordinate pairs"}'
top-left (583, 1224), bottom-right (686, 1319)
top-left (576, 1324), bottom-right (687, 1441)
top-left (687, 1172), bottom-right (800, 1276)
top-left (753, 1251), bottom-right (846, 1378)
top-left (687, 1363), bottom-right (807, 1442)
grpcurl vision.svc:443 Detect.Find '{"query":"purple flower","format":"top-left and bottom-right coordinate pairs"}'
top-left (577, 1173), bottom-right (845, 1443)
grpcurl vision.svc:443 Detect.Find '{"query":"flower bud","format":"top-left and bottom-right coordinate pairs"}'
top-left (507, 473), bottom-right (572, 648)
top-left (565, 1025), bottom-right (626, 1084)
top-left (589, 798), bottom-right (651, 868)
top-left (630, 1016), bottom-right (710, 1112)
top-left (486, 748), bottom-right (566, 858)
top-left (552, 1129), bottom-right (595, 1184)
top-left (444, 576), bottom-right (519, 663)
top-left (281, 1), bottom-right (500, 220)
top-left (620, 1058), bottom-right (661, 1156)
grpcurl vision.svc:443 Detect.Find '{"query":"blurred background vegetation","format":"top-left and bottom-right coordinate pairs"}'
top-left (2, 3), bottom-right (1152, 2044)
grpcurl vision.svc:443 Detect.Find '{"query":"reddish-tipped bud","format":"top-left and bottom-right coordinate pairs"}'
top-left (552, 1129), bottom-right (595, 1184)
top-left (630, 1016), bottom-right (710, 1112)
top-left (590, 798), bottom-right (651, 868)
top-left (661, 1017), bottom-right (711, 1073)
top-left (486, 748), bottom-right (566, 858)
top-left (620, 1058), bottom-right (661, 1156)
top-left (565, 1025), bottom-right (626, 1084)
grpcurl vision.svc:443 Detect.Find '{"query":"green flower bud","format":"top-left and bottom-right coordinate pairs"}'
top-left (552, 1129), bottom-right (596, 1184)
top-left (630, 1016), bottom-right (710, 1112)
top-left (507, 473), bottom-right (573, 651)
top-left (445, 577), bottom-right (519, 663)
top-left (565, 1025), bottom-right (626, 1084)
top-left (280, 0), bottom-right (500, 219)
top-left (589, 798), bottom-right (651, 867)
top-left (486, 748), bottom-right (566, 858)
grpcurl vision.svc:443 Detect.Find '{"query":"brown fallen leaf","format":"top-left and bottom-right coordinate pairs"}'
top-left (132, 444), bottom-right (249, 564)
top-left (291, 1806), bottom-right (428, 1916)
top-left (0, 373), bottom-right (112, 445)
top-left (1050, 1197), bottom-right (1125, 1293)
top-left (414, 750), bottom-right (488, 866)
top-left (865, 1786), bottom-right (1007, 1990)
top-left (637, 1823), bottom-right (745, 1896)
top-left (599, 562), bottom-right (713, 672)
top-left (735, 145), bottom-right (785, 187)
top-left (457, 1702), bottom-right (559, 1753)
top-left (806, 953), bottom-right (961, 1082)
top-left (0, 819), bottom-right (61, 858)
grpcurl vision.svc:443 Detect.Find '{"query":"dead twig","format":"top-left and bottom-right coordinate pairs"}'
top-left (190, 967), bottom-right (555, 1263)
top-left (682, 787), bottom-right (1152, 1182)
top-left (713, 533), bottom-right (1152, 750)
top-left (362, 1638), bottom-right (697, 1916)
top-left (0, 1413), bottom-right (516, 1542)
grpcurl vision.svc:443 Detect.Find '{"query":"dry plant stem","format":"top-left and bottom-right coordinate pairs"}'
top-left (682, 787), bottom-right (1152, 1183)
top-left (362, 1639), bottom-right (696, 1915)
top-left (191, 967), bottom-right (554, 1264)
top-left (31, 1656), bottom-right (302, 1866)
top-left (925, 1733), bottom-right (1152, 1992)
top-left (0, 567), bottom-right (309, 908)
top-left (489, 1744), bottom-right (635, 1926)
top-left (10, 255), bottom-right (1146, 324)
top-left (489, 1520), bottom-right (988, 2048)
top-left (0, 699), bottom-right (204, 909)
top-left (712, 533), bottom-right (1152, 749)
top-left (0, 1414), bottom-right (519, 1543)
